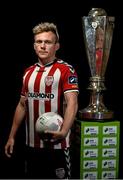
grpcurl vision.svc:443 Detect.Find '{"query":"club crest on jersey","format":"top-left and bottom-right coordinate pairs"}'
top-left (45, 76), bottom-right (54, 86)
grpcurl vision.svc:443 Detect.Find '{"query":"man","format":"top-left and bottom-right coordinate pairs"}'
top-left (5, 22), bottom-right (79, 179)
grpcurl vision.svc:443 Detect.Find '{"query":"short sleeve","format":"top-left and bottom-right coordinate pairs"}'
top-left (62, 67), bottom-right (79, 93)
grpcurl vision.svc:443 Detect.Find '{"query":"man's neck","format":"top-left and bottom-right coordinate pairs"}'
top-left (38, 57), bottom-right (56, 66)
top-left (38, 57), bottom-right (57, 67)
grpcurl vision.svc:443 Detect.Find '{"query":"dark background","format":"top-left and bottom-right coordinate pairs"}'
top-left (0, 0), bottom-right (123, 178)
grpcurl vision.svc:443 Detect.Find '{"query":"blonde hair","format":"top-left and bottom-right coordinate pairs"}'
top-left (32, 22), bottom-right (59, 42)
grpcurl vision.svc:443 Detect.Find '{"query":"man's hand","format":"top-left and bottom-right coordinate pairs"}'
top-left (44, 129), bottom-right (67, 142)
top-left (5, 138), bottom-right (15, 158)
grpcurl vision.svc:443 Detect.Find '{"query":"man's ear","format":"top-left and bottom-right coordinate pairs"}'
top-left (34, 43), bottom-right (36, 51)
top-left (55, 42), bottom-right (60, 51)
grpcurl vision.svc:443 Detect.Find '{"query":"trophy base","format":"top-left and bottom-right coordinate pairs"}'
top-left (79, 108), bottom-right (114, 120)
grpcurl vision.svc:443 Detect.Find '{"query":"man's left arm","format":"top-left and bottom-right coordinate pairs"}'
top-left (60, 91), bottom-right (78, 137)
top-left (45, 91), bottom-right (78, 140)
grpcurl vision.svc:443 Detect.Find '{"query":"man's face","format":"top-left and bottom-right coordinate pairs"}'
top-left (34, 31), bottom-right (59, 63)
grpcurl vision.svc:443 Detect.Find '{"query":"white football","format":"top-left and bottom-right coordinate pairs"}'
top-left (35, 112), bottom-right (63, 134)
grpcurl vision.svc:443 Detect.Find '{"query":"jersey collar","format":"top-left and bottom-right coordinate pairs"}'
top-left (36, 58), bottom-right (57, 67)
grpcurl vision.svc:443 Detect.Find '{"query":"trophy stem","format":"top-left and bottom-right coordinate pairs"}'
top-left (79, 76), bottom-right (113, 120)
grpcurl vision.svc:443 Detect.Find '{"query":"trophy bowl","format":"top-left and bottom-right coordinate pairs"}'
top-left (79, 8), bottom-right (115, 120)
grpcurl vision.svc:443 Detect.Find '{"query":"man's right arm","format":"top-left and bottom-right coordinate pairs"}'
top-left (5, 96), bottom-right (27, 158)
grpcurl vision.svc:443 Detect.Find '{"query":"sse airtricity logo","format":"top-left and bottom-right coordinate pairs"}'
top-left (68, 76), bottom-right (78, 84)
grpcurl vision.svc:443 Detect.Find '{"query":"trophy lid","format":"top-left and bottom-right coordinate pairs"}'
top-left (88, 8), bottom-right (107, 17)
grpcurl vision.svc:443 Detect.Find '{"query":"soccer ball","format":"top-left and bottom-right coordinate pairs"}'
top-left (35, 112), bottom-right (63, 135)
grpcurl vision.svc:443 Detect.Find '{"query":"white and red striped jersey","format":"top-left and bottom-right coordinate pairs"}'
top-left (21, 59), bottom-right (79, 149)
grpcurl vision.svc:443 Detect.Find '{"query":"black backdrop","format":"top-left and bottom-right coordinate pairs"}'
top-left (0, 0), bottom-right (123, 178)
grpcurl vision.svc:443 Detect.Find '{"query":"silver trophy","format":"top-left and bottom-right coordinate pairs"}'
top-left (79, 8), bottom-right (115, 120)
